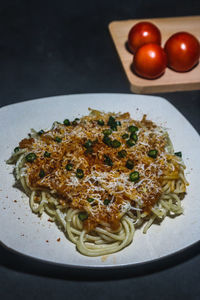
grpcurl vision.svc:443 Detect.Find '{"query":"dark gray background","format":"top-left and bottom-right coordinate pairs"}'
top-left (0, 1), bottom-right (199, 299)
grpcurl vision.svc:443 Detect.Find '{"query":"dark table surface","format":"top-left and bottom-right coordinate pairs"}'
top-left (0, 1), bottom-right (199, 299)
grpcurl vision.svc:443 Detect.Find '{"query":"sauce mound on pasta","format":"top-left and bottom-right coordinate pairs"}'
top-left (9, 109), bottom-right (187, 256)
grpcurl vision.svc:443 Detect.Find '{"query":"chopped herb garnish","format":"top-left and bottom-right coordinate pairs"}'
top-left (103, 129), bottom-right (112, 136)
top-left (175, 152), bottom-right (182, 158)
top-left (76, 168), bottom-right (84, 179)
top-left (78, 212), bottom-right (88, 221)
top-left (111, 125), bottom-right (117, 131)
top-left (118, 149), bottom-right (127, 158)
top-left (25, 153), bottom-right (37, 163)
top-left (72, 118), bottom-right (80, 126)
top-left (122, 133), bottom-right (129, 139)
top-left (111, 139), bottom-right (121, 148)
top-left (14, 147), bottom-right (20, 153)
top-left (148, 149), bottom-right (158, 158)
top-left (84, 139), bottom-right (93, 148)
top-left (44, 151), bottom-right (51, 158)
top-left (126, 139), bottom-right (135, 147)
top-left (103, 199), bottom-right (110, 205)
top-left (39, 169), bottom-right (45, 178)
top-left (103, 136), bottom-right (112, 146)
top-left (107, 116), bottom-right (118, 131)
top-left (130, 132), bottom-right (138, 142)
top-left (38, 129), bottom-right (44, 136)
top-left (87, 197), bottom-right (94, 203)
top-left (63, 119), bottom-right (71, 126)
top-left (129, 171), bottom-right (140, 182)
top-left (128, 125), bottom-right (138, 133)
top-left (107, 116), bottom-right (115, 124)
top-left (55, 137), bottom-right (62, 143)
top-left (97, 119), bottom-right (105, 126)
top-left (125, 159), bottom-right (134, 170)
top-left (104, 155), bottom-right (113, 166)
top-left (65, 163), bottom-right (73, 171)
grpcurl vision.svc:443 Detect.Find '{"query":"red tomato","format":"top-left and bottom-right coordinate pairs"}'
top-left (164, 32), bottom-right (200, 72)
top-left (133, 43), bottom-right (167, 79)
top-left (128, 21), bottom-right (161, 54)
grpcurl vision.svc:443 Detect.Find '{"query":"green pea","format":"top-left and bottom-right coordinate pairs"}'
top-left (72, 118), bottom-right (80, 126)
top-left (126, 139), bottom-right (135, 147)
top-left (148, 149), bottom-right (158, 158)
top-left (63, 119), bottom-right (71, 126)
top-left (103, 136), bottom-right (112, 147)
top-left (103, 129), bottom-right (112, 136)
top-left (97, 119), bottom-right (104, 126)
top-left (44, 151), bottom-right (51, 158)
top-left (122, 133), bottom-right (129, 139)
top-left (128, 126), bottom-right (138, 133)
top-left (111, 139), bottom-right (121, 148)
top-left (39, 169), bottom-right (45, 178)
top-left (117, 150), bottom-right (127, 158)
top-left (103, 199), bottom-right (110, 205)
top-left (55, 137), bottom-right (62, 143)
top-left (76, 168), bottom-right (84, 179)
top-left (174, 152), bottom-right (182, 158)
top-left (38, 129), bottom-right (44, 136)
top-left (125, 159), bottom-right (134, 170)
top-left (84, 139), bottom-right (93, 148)
top-left (129, 171), bottom-right (140, 182)
top-left (104, 155), bottom-right (113, 166)
top-left (130, 133), bottom-right (138, 142)
top-left (65, 163), bottom-right (73, 171)
top-left (107, 116), bottom-right (118, 131)
top-left (25, 153), bottom-right (37, 163)
top-left (14, 147), bottom-right (20, 153)
top-left (87, 197), bottom-right (94, 203)
top-left (78, 212), bottom-right (88, 221)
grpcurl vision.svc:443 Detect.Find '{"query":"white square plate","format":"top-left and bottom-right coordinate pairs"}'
top-left (0, 93), bottom-right (199, 268)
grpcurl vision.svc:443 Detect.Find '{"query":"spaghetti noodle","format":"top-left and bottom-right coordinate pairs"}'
top-left (8, 109), bottom-right (188, 256)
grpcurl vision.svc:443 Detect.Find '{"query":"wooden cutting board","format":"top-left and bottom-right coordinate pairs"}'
top-left (108, 16), bottom-right (200, 94)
